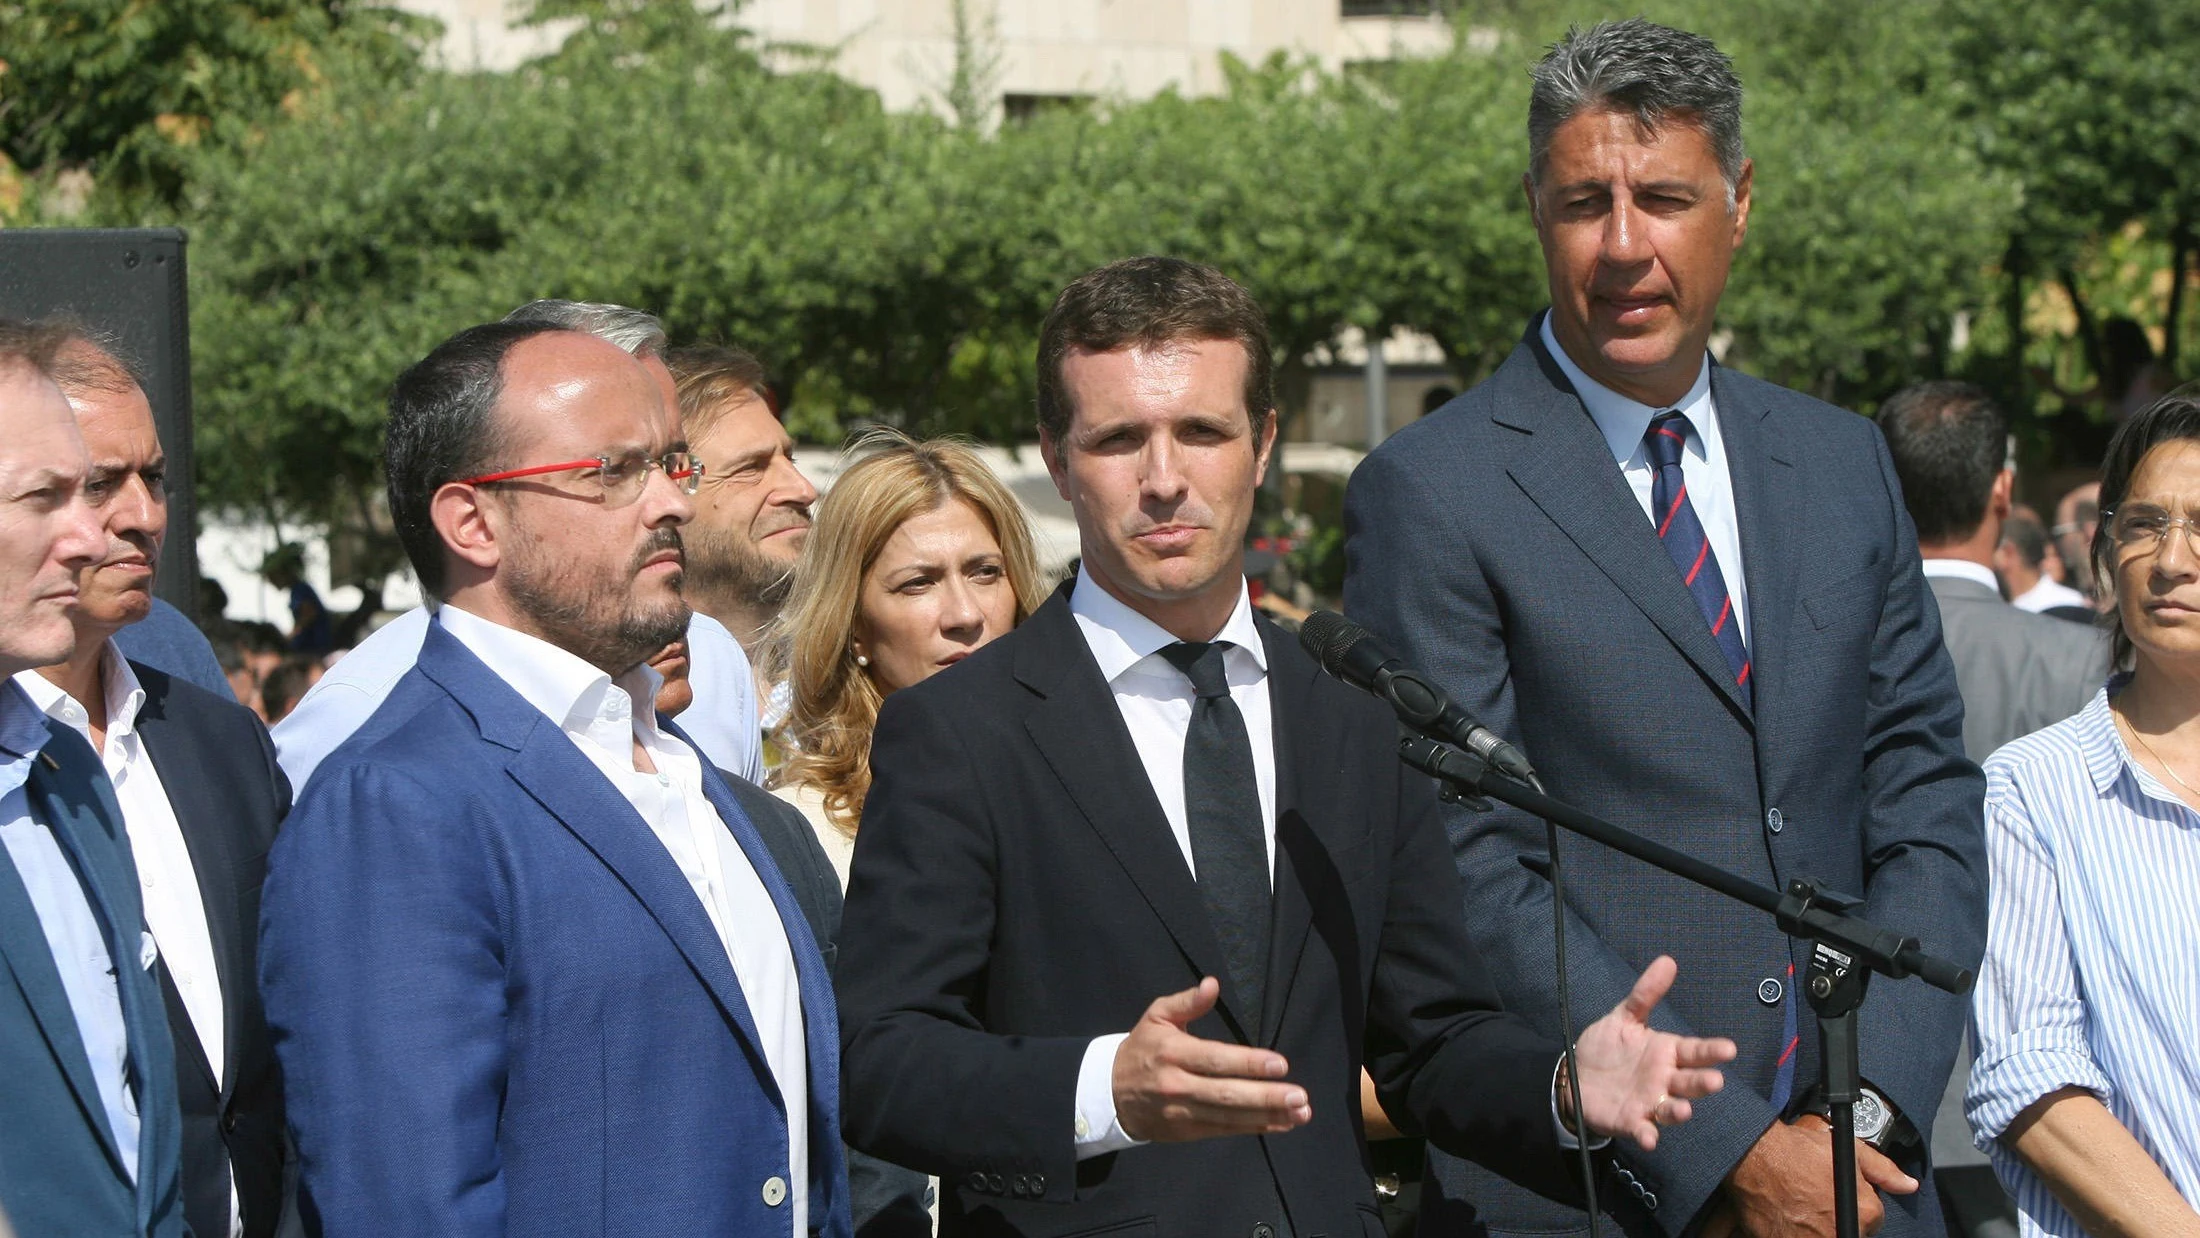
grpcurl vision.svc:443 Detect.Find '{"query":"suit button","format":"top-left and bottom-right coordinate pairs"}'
top-left (1643, 1192), bottom-right (1659, 1211)
top-left (965, 1171), bottom-right (988, 1192)
top-left (1253, 1225), bottom-right (1276, 1238)
top-left (988, 1173), bottom-right (1006, 1193)
top-left (1030, 1172), bottom-right (1046, 1194)
top-left (222, 1112), bottom-right (238, 1134)
top-left (761, 1176), bottom-right (787, 1207)
top-left (1766, 807), bottom-right (1785, 834)
top-left (1759, 977), bottom-right (1785, 1005)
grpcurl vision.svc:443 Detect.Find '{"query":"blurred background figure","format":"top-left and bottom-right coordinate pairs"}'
top-left (1969, 391), bottom-right (2200, 1237)
top-left (2051, 482), bottom-right (2103, 606)
top-left (257, 543), bottom-right (330, 655)
top-left (1997, 505), bottom-right (2094, 623)
top-left (770, 430), bottom-right (1048, 878)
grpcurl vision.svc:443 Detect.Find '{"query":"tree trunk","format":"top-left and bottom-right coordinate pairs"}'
top-left (2165, 219), bottom-right (2192, 373)
top-left (2059, 265), bottom-right (2104, 401)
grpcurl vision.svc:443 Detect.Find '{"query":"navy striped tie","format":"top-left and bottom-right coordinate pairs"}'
top-left (1645, 411), bottom-right (1751, 710)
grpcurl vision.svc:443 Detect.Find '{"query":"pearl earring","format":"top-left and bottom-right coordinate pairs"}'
top-left (854, 652), bottom-right (870, 667)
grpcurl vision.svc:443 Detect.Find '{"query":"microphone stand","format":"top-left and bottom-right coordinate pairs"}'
top-left (1400, 737), bottom-right (1971, 1238)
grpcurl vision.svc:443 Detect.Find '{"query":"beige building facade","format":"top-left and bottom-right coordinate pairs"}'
top-left (401, 1), bottom-right (1455, 117)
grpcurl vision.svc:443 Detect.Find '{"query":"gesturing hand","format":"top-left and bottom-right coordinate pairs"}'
top-left (1112, 977), bottom-right (1314, 1143)
top-left (1565, 956), bottom-right (1737, 1150)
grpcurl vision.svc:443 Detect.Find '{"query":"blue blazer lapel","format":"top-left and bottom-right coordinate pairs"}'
top-left (674, 720), bottom-right (849, 1228)
top-left (0, 831), bottom-right (120, 1171)
top-left (1498, 328), bottom-right (1753, 721)
top-left (414, 624), bottom-right (781, 1100)
top-left (29, 723), bottom-right (186, 1235)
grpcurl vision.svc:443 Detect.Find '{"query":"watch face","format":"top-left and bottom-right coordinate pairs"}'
top-left (1852, 1090), bottom-right (1891, 1140)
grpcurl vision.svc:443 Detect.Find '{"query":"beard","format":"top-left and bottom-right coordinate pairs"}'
top-left (504, 525), bottom-right (692, 676)
top-left (683, 515), bottom-right (799, 615)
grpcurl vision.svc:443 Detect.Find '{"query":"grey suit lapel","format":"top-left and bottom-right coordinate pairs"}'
top-left (1715, 366), bottom-right (1798, 727)
top-left (1498, 335), bottom-right (1752, 719)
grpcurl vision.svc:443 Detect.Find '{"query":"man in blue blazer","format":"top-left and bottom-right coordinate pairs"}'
top-left (0, 320), bottom-right (187, 1236)
top-left (260, 319), bottom-right (849, 1236)
top-left (1345, 20), bottom-right (1986, 1238)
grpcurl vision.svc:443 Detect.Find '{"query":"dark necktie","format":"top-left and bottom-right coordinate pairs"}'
top-left (1160, 641), bottom-right (1272, 1043)
top-left (1645, 411), bottom-right (1752, 710)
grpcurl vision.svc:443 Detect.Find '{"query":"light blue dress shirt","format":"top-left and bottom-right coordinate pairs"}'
top-left (1969, 685), bottom-right (2200, 1235)
top-left (273, 606), bottom-right (764, 791)
top-left (0, 680), bottom-right (139, 1181)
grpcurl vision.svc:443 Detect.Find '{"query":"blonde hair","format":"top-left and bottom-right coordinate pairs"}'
top-left (771, 430), bottom-right (1048, 833)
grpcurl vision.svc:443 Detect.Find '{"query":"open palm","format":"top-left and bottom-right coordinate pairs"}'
top-left (1572, 955), bottom-right (1737, 1149)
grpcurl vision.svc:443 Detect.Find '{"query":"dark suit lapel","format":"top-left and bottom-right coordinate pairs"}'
top-left (1499, 330), bottom-right (1752, 720)
top-left (1714, 366), bottom-right (1798, 728)
top-left (0, 830), bottom-right (123, 1172)
top-left (416, 625), bottom-right (779, 1097)
top-left (132, 684), bottom-right (239, 1101)
top-left (1254, 619), bottom-right (1336, 1049)
top-left (1013, 593), bottom-right (1253, 1036)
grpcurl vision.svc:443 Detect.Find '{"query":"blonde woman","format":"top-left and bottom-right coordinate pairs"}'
top-left (770, 431), bottom-right (1049, 881)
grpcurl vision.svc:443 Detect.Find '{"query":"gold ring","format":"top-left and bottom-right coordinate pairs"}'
top-left (1652, 1093), bottom-right (1672, 1125)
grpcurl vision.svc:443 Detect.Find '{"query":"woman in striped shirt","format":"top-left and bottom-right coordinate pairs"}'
top-left (1968, 390), bottom-right (2200, 1238)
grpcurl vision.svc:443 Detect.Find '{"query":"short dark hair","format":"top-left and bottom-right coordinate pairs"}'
top-left (2094, 388), bottom-right (2200, 670)
top-left (1877, 381), bottom-right (2009, 544)
top-left (1035, 256), bottom-right (1275, 447)
top-left (1529, 19), bottom-right (1745, 190)
top-left (667, 343), bottom-right (775, 439)
top-left (385, 320), bottom-right (564, 599)
top-left (2001, 508), bottom-right (2049, 569)
top-left (41, 318), bottom-right (144, 398)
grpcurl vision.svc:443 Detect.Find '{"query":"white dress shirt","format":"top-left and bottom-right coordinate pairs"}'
top-left (2011, 576), bottom-right (2089, 614)
top-left (18, 649), bottom-right (242, 1233)
top-left (1540, 313), bottom-right (1750, 645)
top-left (1066, 569), bottom-right (1275, 1159)
top-left (436, 605), bottom-right (809, 1234)
top-left (274, 606), bottom-right (764, 791)
top-left (1921, 558), bottom-right (2003, 593)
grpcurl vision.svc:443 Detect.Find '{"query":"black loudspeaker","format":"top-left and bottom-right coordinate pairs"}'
top-left (0, 228), bottom-right (199, 617)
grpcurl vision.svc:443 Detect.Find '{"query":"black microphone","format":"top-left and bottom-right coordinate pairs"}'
top-left (1299, 611), bottom-right (1538, 784)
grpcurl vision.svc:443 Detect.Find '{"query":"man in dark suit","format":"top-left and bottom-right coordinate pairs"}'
top-left (836, 256), bottom-right (1737, 1238)
top-left (0, 319), bottom-right (187, 1235)
top-left (1344, 20), bottom-right (1987, 1238)
top-left (261, 319), bottom-right (850, 1236)
top-left (17, 328), bottom-right (295, 1238)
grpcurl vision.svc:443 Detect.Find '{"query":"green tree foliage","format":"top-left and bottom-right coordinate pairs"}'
top-left (0, 0), bottom-right (427, 207)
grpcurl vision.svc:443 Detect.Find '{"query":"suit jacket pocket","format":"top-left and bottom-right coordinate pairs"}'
top-left (1800, 560), bottom-right (1886, 631)
top-left (1061, 1219), bottom-right (1156, 1238)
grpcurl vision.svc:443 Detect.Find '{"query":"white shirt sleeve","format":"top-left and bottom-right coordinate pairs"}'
top-left (1073, 1033), bottom-right (1145, 1160)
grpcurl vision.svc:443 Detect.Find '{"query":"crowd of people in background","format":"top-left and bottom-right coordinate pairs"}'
top-left (1, 16), bottom-right (2195, 1238)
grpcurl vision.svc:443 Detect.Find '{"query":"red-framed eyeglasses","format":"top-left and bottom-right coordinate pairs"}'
top-left (455, 451), bottom-right (703, 509)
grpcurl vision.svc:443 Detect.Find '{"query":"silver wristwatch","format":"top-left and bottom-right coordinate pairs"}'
top-left (1848, 1087), bottom-right (1894, 1147)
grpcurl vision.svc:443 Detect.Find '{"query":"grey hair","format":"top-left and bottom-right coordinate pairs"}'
top-left (1528, 19), bottom-right (1746, 195)
top-left (501, 299), bottom-right (667, 359)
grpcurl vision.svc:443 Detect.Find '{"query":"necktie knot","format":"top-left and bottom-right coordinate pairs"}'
top-left (1645, 411), bottom-right (1693, 470)
top-left (1161, 641), bottom-right (1233, 700)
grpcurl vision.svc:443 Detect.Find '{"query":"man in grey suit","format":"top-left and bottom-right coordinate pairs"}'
top-left (1877, 381), bottom-right (2105, 1238)
top-left (1878, 382), bottom-right (2107, 763)
top-left (1344, 19), bottom-right (1986, 1238)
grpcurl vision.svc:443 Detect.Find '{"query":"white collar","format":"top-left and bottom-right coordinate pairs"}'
top-left (1539, 311), bottom-right (1716, 466)
top-left (1069, 567), bottom-right (1268, 685)
top-left (15, 642), bottom-right (147, 744)
top-left (1920, 558), bottom-right (2002, 593)
top-left (436, 604), bottom-right (665, 743)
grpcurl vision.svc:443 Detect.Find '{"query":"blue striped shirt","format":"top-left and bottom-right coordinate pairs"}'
top-left (1968, 686), bottom-right (2200, 1236)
